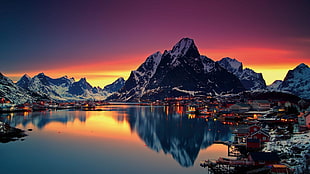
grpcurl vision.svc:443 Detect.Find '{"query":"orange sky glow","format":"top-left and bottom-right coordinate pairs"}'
top-left (6, 48), bottom-right (309, 87)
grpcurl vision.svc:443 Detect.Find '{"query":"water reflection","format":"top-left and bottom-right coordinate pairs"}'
top-left (125, 106), bottom-right (232, 167)
top-left (0, 105), bottom-right (232, 168)
top-left (0, 111), bottom-right (86, 129)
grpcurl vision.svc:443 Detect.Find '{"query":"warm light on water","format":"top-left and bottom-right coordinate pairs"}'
top-left (0, 105), bottom-right (232, 174)
top-left (42, 110), bottom-right (133, 140)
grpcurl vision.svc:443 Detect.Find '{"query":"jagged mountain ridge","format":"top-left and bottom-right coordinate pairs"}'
top-left (0, 73), bottom-right (49, 104)
top-left (217, 57), bottom-right (267, 90)
top-left (267, 80), bottom-right (283, 90)
top-left (17, 73), bottom-right (124, 101)
top-left (109, 38), bottom-right (245, 101)
top-left (103, 77), bottom-right (125, 93)
top-left (276, 63), bottom-right (310, 99)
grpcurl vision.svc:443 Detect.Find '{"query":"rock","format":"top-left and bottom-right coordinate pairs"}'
top-left (0, 121), bottom-right (27, 143)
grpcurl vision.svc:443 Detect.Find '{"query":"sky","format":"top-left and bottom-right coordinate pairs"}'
top-left (1, 0), bottom-right (309, 87)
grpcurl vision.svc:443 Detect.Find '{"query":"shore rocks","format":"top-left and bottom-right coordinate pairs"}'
top-left (0, 121), bottom-right (27, 143)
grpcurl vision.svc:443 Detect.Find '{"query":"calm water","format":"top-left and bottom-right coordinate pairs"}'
top-left (0, 105), bottom-right (233, 174)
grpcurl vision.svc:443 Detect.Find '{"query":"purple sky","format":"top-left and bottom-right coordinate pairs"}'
top-left (1, 0), bottom-right (309, 86)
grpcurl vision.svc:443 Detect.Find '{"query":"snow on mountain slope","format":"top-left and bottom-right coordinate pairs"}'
top-left (217, 57), bottom-right (266, 90)
top-left (0, 73), bottom-right (38, 104)
top-left (267, 80), bottom-right (283, 90)
top-left (17, 73), bottom-right (124, 101)
top-left (108, 38), bottom-right (245, 101)
top-left (103, 77), bottom-right (125, 93)
top-left (217, 57), bottom-right (243, 75)
top-left (278, 63), bottom-right (310, 99)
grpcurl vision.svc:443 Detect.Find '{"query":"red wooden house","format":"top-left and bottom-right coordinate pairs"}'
top-left (248, 125), bottom-right (261, 134)
top-left (247, 129), bottom-right (270, 143)
top-left (246, 138), bottom-right (261, 150)
top-left (235, 125), bottom-right (261, 137)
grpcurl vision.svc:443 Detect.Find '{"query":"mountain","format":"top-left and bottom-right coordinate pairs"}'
top-left (17, 73), bottom-right (123, 101)
top-left (17, 73), bottom-right (76, 101)
top-left (109, 38), bottom-right (245, 101)
top-left (0, 73), bottom-right (48, 104)
top-left (103, 77), bottom-right (125, 93)
top-left (68, 78), bottom-right (94, 95)
top-left (217, 57), bottom-right (266, 90)
top-left (16, 74), bottom-right (32, 89)
top-left (277, 63), bottom-right (310, 99)
top-left (267, 80), bottom-right (283, 90)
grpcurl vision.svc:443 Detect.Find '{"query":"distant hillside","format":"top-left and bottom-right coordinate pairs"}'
top-left (16, 73), bottom-right (124, 101)
top-left (0, 73), bottom-right (49, 104)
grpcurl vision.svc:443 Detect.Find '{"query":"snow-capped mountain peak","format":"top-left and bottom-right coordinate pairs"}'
top-left (1, 73), bottom-right (39, 104)
top-left (17, 74), bottom-right (32, 89)
top-left (108, 38), bottom-right (245, 101)
top-left (296, 63), bottom-right (309, 69)
top-left (170, 38), bottom-right (199, 57)
top-left (78, 77), bottom-right (87, 83)
top-left (291, 63), bottom-right (310, 75)
top-left (218, 57), bottom-right (243, 74)
top-left (147, 51), bottom-right (162, 65)
top-left (103, 77), bottom-right (125, 93)
top-left (278, 63), bottom-right (310, 99)
top-left (217, 57), bottom-right (266, 90)
top-left (267, 80), bottom-right (283, 90)
top-left (36, 72), bottom-right (47, 78)
top-left (137, 51), bottom-right (162, 77)
top-left (15, 73), bottom-right (124, 101)
top-left (22, 74), bottom-right (31, 79)
top-left (114, 77), bottom-right (125, 84)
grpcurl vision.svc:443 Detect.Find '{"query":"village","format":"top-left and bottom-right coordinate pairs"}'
top-left (1, 94), bottom-right (310, 173)
top-left (150, 94), bottom-right (309, 174)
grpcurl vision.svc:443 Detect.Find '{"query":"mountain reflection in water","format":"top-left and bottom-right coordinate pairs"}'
top-left (126, 106), bottom-right (232, 167)
top-left (0, 110), bottom-right (86, 129)
top-left (0, 105), bottom-right (232, 167)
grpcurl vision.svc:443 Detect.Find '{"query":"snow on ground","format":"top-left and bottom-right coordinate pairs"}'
top-left (263, 131), bottom-right (310, 173)
top-left (172, 87), bottom-right (200, 96)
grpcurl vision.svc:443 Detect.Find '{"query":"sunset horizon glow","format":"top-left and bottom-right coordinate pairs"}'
top-left (1, 0), bottom-right (309, 87)
top-left (4, 50), bottom-right (307, 87)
